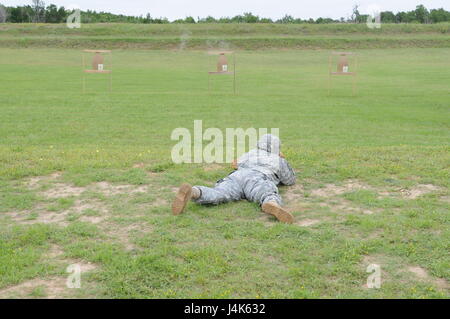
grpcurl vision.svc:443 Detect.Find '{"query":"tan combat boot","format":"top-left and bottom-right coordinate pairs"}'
top-left (261, 201), bottom-right (294, 224)
top-left (172, 184), bottom-right (200, 215)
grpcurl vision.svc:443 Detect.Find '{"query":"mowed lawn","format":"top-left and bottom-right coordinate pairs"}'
top-left (0, 47), bottom-right (449, 298)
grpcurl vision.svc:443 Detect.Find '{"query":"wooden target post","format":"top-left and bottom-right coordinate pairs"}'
top-left (328, 52), bottom-right (358, 96)
top-left (208, 51), bottom-right (236, 94)
top-left (82, 50), bottom-right (112, 93)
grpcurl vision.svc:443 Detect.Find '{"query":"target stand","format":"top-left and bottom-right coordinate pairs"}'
top-left (82, 50), bottom-right (112, 93)
top-left (328, 52), bottom-right (357, 96)
top-left (208, 51), bottom-right (236, 94)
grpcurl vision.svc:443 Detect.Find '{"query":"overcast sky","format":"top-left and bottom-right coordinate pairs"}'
top-left (2, 0), bottom-right (449, 20)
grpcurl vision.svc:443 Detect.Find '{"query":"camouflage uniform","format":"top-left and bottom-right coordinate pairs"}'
top-left (193, 134), bottom-right (296, 206)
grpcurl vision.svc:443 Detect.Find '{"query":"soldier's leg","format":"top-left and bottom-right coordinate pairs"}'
top-left (172, 176), bottom-right (243, 215)
top-left (243, 174), bottom-right (293, 224)
top-left (193, 177), bottom-right (243, 205)
top-left (243, 173), bottom-right (282, 206)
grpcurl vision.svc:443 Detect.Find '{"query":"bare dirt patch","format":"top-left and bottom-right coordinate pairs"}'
top-left (0, 261), bottom-right (97, 299)
top-left (25, 172), bottom-right (62, 189)
top-left (310, 180), bottom-right (370, 198)
top-left (24, 174), bottom-right (151, 199)
top-left (400, 184), bottom-right (442, 199)
top-left (72, 199), bottom-right (108, 214)
top-left (379, 184), bottom-right (442, 200)
top-left (3, 199), bottom-right (110, 227)
top-left (329, 198), bottom-right (379, 215)
top-left (0, 277), bottom-right (68, 298)
top-left (41, 183), bottom-right (85, 199)
top-left (280, 181), bottom-right (379, 218)
top-left (407, 266), bottom-right (449, 289)
top-left (4, 210), bottom-right (69, 226)
top-left (282, 184), bottom-right (305, 202)
top-left (408, 266), bottom-right (428, 278)
top-left (282, 184), bottom-right (310, 212)
top-left (79, 215), bottom-right (104, 224)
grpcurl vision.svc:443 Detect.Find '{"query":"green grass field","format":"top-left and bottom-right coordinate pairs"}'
top-left (0, 24), bottom-right (449, 298)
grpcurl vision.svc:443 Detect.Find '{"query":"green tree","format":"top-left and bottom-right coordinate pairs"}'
top-left (381, 11), bottom-right (396, 23)
top-left (260, 17), bottom-right (273, 23)
top-left (430, 8), bottom-right (449, 23)
top-left (277, 14), bottom-right (294, 24)
top-left (45, 4), bottom-right (59, 22)
top-left (242, 12), bottom-right (259, 23)
top-left (414, 4), bottom-right (429, 23)
top-left (199, 15), bottom-right (216, 23)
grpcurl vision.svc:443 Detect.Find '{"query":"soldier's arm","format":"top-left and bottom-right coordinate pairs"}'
top-left (279, 158), bottom-right (296, 186)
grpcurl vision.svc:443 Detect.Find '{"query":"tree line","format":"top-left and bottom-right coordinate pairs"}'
top-left (0, 1), bottom-right (449, 24)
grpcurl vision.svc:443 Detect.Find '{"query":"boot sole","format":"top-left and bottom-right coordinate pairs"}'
top-left (262, 202), bottom-right (294, 224)
top-left (172, 183), bottom-right (192, 215)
